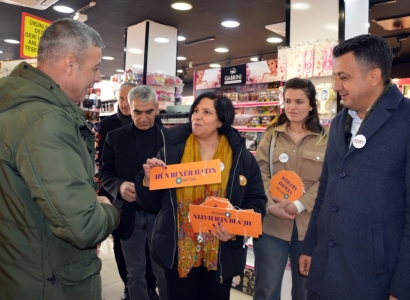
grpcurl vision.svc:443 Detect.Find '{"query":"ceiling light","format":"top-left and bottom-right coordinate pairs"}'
top-left (4, 39), bottom-right (19, 44)
top-left (178, 36), bottom-right (186, 41)
top-left (129, 48), bottom-right (142, 54)
top-left (209, 64), bottom-right (221, 68)
top-left (116, 69), bottom-right (124, 73)
top-left (250, 57), bottom-right (259, 61)
top-left (73, 13), bottom-right (87, 23)
top-left (133, 64), bottom-right (143, 69)
top-left (171, 2), bottom-right (193, 10)
top-left (102, 56), bottom-right (114, 60)
top-left (267, 37), bottom-right (283, 43)
top-left (177, 69), bottom-right (183, 73)
top-left (177, 56), bottom-right (186, 60)
top-left (215, 48), bottom-right (229, 53)
top-left (291, 2), bottom-right (311, 10)
top-left (53, 5), bottom-right (74, 13)
top-left (221, 21), bottom-right (240, 28)
top-left (155, 37), bottom-right (169, 43)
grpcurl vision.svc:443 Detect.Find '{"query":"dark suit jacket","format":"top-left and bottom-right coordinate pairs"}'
top-left (100, 122), bottom-right (164, 240)
top-left (302, 85), bottom-right (410, 299)
top-left (96, 113), bottom-right (126, 167)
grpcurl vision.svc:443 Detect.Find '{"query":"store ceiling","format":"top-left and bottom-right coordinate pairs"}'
top-left (0, 0), bottom-right (410, 84)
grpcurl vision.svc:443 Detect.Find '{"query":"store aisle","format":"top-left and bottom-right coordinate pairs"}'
top-left (100, 236), bottom-right (252, 300)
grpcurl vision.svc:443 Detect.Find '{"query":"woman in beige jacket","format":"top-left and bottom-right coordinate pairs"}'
top-left (254, 78), bottom-right (328, 300)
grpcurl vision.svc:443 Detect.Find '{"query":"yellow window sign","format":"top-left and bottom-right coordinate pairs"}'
top-left (20, 12), bottom-right (51, 59)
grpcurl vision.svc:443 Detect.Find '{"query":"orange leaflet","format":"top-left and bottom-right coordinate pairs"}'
top-left (149, 159), bottom-right (221, 190)
top-left (269, 170), bottom-right (304, 202)
top-left (189, 197), bottom-right (262, 238)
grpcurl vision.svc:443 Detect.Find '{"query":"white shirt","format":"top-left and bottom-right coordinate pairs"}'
top-left (348, 109), bottom-right (363, 148)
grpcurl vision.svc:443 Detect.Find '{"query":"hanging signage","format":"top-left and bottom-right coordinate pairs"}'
top-left (20, 12), bottom-right (51, 59)
top-left (221, 64), bottom-right (246, 86)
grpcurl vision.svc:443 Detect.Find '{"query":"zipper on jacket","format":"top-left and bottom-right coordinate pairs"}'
top-left (218, 140), bottom-right (245, 283)
top-left (161, 129), bottom-right (177, 269)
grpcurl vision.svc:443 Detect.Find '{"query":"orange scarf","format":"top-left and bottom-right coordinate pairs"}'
top-left (176, 133), bottom-right (232, 277)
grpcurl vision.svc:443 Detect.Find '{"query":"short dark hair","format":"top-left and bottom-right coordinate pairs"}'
top-left (189, 92), bottom-right (235, 135)
top-left (333, 34), bottom-right (392, 83)
top-left (275, 77), bottom-right (323, 134)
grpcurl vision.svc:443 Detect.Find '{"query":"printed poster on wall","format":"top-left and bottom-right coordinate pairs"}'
top-left (246, 60), bottom-right (279, 84)
top-left (195, 68), bottom-right (221, 90)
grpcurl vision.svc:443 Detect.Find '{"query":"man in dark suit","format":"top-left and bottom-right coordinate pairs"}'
top-left (299, 35), bottom-right (410, 300)
top-left (97, 82), bottom-right (136, 300)
top-left (100, 85), bottom-right (167, 300)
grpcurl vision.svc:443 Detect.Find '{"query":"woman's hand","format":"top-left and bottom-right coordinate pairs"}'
top-left (267, 201), bottom-right (296, 220)
top-left (271, 195), bottom-right (288, 203)
top-left (142, 157), bottom-right (167, 186)
top-left (271, 196), bottom-right (298, 216)
top-left (211, 222), bottom-right (236, 242)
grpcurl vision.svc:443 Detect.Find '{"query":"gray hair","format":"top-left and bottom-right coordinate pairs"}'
top-left (128, 85), bottom-right (158, 105)
top-left (120, 82), bottom-right (137, 91)
top-left (37, 18), bottom-right (105, 67)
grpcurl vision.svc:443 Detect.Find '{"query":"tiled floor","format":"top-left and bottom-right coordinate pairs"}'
top-left (99, 236), bottom-right (291, 300)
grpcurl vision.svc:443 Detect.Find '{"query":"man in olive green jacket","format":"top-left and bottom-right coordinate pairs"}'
top-left (0, 19), bottom-right (119, 299)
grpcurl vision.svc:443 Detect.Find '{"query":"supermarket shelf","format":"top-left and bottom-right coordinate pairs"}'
top-left (232, 101), bottom-right (280, 107)
top-left (233, 126), bottom-right (266, 132)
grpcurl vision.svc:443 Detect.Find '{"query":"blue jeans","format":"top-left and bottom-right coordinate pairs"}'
top-left (121, 210), bottom-right (167, 300)
top-left (253, 224), bottom-right (307, 300)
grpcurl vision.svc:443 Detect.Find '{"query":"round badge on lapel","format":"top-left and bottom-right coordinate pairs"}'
top-left (239, 175), bottom-right (247, 186)
top-left (353, 134), bottom-right (366, 149)
top-left (279, 153), bottom-right (289, 163)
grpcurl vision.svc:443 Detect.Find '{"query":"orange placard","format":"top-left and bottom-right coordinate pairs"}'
top-left (269, 170), bottom-right (304, 201)
top-left (149, 159), bottom-right (221, 190)
top-left (189, 197), bottom-right (262, 238)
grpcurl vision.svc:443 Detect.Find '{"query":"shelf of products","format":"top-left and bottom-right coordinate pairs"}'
top-left (230, 95), bottom-right (281, 153)
top-left (109, 70), bottom-right (185, 113)
top-left (159, 112), bottom-right (190, 128)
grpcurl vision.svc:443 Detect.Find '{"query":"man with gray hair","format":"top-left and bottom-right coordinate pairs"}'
top-left (0, 18), bottom-right (119, 299)
top-left (101, 85), bottom-right (167, 300)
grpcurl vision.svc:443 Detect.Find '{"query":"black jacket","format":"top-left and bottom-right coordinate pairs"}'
top-left (135, 123), bottom-right (267, 281)
top-left (100, 122), bottom-right (164, 240)
top-left (96, 109), bottom-right (132, 168)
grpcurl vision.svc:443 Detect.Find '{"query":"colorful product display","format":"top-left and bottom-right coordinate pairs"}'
top-left (278, 40), bottom-right (338, 80)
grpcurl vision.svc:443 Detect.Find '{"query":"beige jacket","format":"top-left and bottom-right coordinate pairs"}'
top-left (255, 123), bottom-right (327, 241)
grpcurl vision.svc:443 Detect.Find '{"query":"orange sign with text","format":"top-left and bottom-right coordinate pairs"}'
top-left (189, 197), bottom-right (262, 238)
top-left (149, 159), bottom-right (221, 190)
top-left (269, 170), bottom-right (304, 202)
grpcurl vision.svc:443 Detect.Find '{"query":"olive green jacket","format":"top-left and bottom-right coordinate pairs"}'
top-left (0, 62), bottom-right (119, 299)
